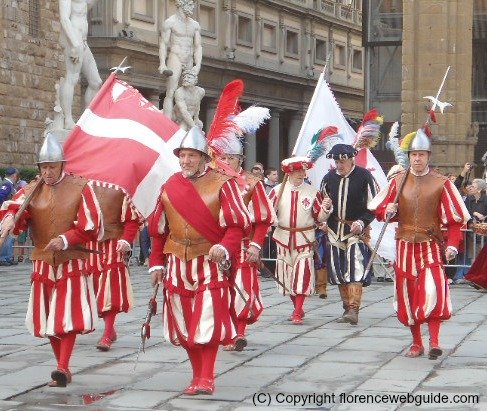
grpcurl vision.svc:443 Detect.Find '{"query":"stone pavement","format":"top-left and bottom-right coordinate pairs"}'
top-left (0, 264), bottom-right (485, 411)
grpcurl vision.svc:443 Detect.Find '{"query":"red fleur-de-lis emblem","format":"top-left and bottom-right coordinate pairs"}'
top-left (301, 197), bottom-right (311, 210)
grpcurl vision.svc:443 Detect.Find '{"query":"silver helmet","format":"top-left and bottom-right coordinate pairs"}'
top-left (173, 126), bottom-right (210, 159)
top-left (408, 128), bottom-right (431, 152)
top-left (37, 130), bottom-right (65, 164)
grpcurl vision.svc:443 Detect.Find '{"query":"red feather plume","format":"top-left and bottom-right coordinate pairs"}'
top-left (318, 126), bottom-right (339, 142)
top-left (361, 108), bottom-right (380, 125)
top-left (207, 79), bottom-right (244, 156)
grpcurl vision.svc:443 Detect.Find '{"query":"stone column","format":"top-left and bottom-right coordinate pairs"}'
top-left (288, 111), bottom-right (304, 155)
top-left (268, 109), bottom-right (281, 169)
top-left (402, 1), bottom-right (474, 172)
top-left (244, 133), bottom-right (257, 170)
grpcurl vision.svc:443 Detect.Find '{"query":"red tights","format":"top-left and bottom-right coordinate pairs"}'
top-left (409, 319), bottom-right (441, 347)
top-left (291, 294), bottom-right (305, 314)
top-left (184, 344), bottom-right (219, 381)
top-left (49, 333), bottom-right (77, 371)
top-left (102, 311), bottom-right (117, 339)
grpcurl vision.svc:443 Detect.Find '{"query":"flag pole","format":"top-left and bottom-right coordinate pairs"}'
top-left (291, 51), bottom-right (332, 156)
top-left (275, 52), bottom-right (333, 210)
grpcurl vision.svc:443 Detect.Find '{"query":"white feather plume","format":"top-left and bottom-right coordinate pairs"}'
top-left (385, 121), bottom-right (410, 168)
top-left (232, 106), bottom-right (270, 135)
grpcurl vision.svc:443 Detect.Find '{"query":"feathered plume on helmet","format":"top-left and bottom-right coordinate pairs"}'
top-left (206, 79), bottom-right (245, 159)
top-left (385, 121), bottom-right (409, 168)
top-left (210, 106), bottom-right (271, 156)
top-left (354, 108), bottom-right (384, 150)
top-left (205, 79), bottom-right (261, 188)
top-left (307, 126), bottom-right (344, 163)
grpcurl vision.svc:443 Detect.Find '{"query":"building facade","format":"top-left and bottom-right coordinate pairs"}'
top-left (365, 0), bottom-right (486, 177)
top-left (86, 0), bottom-right (365, 170)
top-left (0, 0), bottom-right (67, 166)
top-left (0, 0), bottom-right (362, 170)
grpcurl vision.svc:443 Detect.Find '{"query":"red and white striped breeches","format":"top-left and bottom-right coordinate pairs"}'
top-left (26, 259), bottom-right (98, 337)
top-left (89, 240), bottom-right (134, 316)
top-left (162, 254), bottom-right (235, 347)
top-left (228, 243), bottom-right (264, 324)
top-left (394, 239), bottom-right (452, 326)
top-left (275, 244), bottom-right (314, 296)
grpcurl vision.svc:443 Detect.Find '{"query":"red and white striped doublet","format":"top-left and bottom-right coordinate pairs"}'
top-left (374, 174), bottom-right (470, 326)
top-left (275, 244), bottom-right (314, 295)
top-left (26, 259), bottom-right (97, 337)
top-left (269, 182), bottom-right (326, 296)
top-left (163, 254), bottom-right (234, 345)
top-left (90, 239), bottom-right (135, 315)
top-left (3, 180), bottom-right (102, 337)
top-left (230, 178), bottom-right (274, 323)
top-left (151, 175), bottom-right (251, 346)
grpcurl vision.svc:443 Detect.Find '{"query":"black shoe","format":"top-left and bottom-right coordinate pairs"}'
top-left (0, 261), bottom-right (12, 266)
top-left (385, 277), bottom-right (393, 283)
top-left (377, 277), bottom-right (384, 282)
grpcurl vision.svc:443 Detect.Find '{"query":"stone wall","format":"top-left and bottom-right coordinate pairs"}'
top-left (0, 0), bottom-right (79, 167)
top-left (402, 0), bottom-right (474, 171)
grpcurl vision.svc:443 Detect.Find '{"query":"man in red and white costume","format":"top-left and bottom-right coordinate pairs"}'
top-left (371, 128), bottom-right (470, 360)
top-left (149, 127), bottom-right (251, 395)
top-left (0, 131), bottom-right (101, 387)
top-left (216, 139), bottom-right (274, 351)
top-left (269, 157), bottom-right (330, 324)
top-left (88, 182), bottom-right (143, 351)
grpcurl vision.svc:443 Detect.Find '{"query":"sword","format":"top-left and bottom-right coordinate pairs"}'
top-left (133, 282), bottom-right (160, 372)
top-left (218, 259), bottom-right (256, 319)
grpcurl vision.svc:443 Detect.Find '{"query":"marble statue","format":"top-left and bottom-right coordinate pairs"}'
top-left (159, 0), bottom-right (202, 120)
top-left (59, 0), bottom-right (102, 130)
top-left (173, 69), bottom-right (205, 131)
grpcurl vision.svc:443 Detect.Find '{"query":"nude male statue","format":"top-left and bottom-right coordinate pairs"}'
top-left (159, 0), bottom-right (202, 120)
top-left (59, 0), bottom-right (102, 130)
top-left (173, 70), bottom-right (205, 131)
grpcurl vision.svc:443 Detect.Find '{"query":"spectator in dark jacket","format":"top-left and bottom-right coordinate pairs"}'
top-left (0, 167), bottom-right (20, 265)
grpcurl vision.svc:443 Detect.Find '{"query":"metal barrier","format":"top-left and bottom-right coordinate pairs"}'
top-left (13, 245), bottom-right (34, 263)
top-left (259, 227), bottom-right (484, 274)
top-left (10, 228), bottom-right (484, 274)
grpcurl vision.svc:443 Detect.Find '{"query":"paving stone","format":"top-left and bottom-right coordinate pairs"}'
top-left (0, 265), bottom-right (484, 410)
top-left (317, 350), bottom-right (396, 364)
top-left (96, 389), bottom-right (178, 408)
top-left (422, 368), bottom-right (487, 390)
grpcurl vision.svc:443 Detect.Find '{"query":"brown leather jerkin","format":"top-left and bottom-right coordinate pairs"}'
top-left (162, 169), bottom-right (231, 261)
top-left (93, 185), bottom-right (125, 241)
top-left (395, 170), bottom-right (446, 243)
top-left (28, 175), bottom-right (89, 266)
